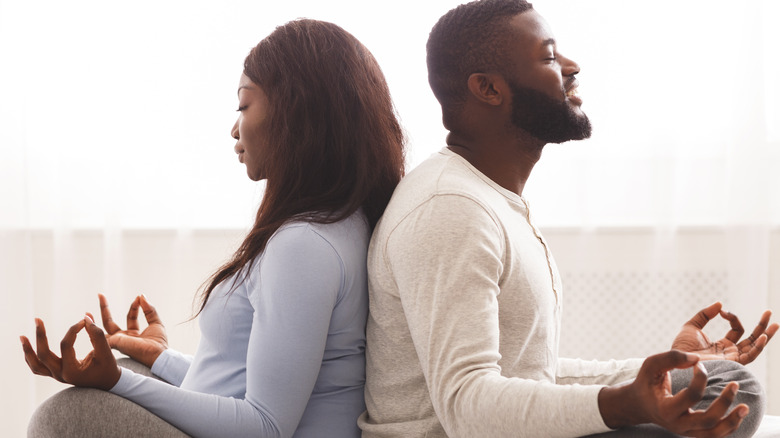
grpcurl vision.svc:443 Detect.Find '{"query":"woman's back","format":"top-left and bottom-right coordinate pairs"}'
top-left (115, 211), bottom-right (371, 437)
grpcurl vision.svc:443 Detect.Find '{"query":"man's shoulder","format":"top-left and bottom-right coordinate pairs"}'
top-left (375, 150), bottom-right (500, 236)
top-left (394, 149), bottom-right (492, 204)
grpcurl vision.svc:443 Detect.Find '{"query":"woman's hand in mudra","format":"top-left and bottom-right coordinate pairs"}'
top-left (99, 293), bottom-right (168, 368)
top-left (21, 315), bottom-right (121, 390)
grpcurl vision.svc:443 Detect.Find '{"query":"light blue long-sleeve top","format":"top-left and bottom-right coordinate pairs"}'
top-left (109, 211), bottom-right (370, 438)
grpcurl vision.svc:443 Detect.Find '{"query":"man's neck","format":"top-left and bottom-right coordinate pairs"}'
top-left (446, 130), bottom-right (544, 196)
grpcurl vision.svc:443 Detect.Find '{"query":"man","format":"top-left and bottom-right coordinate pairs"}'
top-left (358, 1), bottom-right (779, 437)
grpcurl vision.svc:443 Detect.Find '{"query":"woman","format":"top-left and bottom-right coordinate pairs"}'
top-left (21, 19), bottom-right (405, 438)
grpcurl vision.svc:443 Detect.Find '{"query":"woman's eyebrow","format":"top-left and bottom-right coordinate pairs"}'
top-left (237, 84), bottom-right (253, 96)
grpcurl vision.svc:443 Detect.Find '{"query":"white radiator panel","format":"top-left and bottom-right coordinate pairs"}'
top-left (546, 228), bottom-right (779, 416)
top-left (559, 270), bottom-right (733, 361)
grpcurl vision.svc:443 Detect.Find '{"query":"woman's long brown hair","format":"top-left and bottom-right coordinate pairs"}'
top-left (196, 19), bottom-right (405, 313)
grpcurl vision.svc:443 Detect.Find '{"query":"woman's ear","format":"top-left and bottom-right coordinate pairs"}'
top-left (466, 73), bottom-right (507, 106)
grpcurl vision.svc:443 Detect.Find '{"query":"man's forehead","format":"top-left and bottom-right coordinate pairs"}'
top-left (508, 10), bottom-right (556, 48)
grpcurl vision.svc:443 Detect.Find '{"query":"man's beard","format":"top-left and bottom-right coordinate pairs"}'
top-left (508, 81), bottom-right (592, 144)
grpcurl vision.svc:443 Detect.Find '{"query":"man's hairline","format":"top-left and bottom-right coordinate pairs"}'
top-left (435, 4), bottom-right (537, 124)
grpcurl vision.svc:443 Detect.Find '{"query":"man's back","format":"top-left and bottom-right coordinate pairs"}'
top-left (359, 149), bottom-right (613, 437)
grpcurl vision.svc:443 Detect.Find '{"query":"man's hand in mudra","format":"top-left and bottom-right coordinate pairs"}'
top-left (671, 302), bottom-right (778, 364)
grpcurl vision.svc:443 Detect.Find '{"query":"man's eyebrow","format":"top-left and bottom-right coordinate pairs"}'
top-left (541, 38), bottom-right (556, 48)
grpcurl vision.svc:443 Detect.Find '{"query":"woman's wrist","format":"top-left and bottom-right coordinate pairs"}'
top-left (141, 346), bottom-right (167, 368)
top-left (101, 364), bottom-right (122, 391)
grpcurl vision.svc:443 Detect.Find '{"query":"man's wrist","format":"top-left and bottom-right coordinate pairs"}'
top-left (598, 383), bottom-right (640, 429)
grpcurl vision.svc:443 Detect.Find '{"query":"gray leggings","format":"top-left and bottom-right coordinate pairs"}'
top-left (28, 358), bottom-right (188, 438)
top-left (582, 360), bottom-right (766, 438)
top-left (28, 359), bottom-right (765, 438)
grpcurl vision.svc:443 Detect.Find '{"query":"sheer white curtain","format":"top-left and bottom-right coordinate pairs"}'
top-left (527, 1), bottom-right (780, 227)
top-left (2, 0), bottom-right (778, 435)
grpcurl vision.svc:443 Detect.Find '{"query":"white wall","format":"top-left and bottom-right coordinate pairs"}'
top-left (769, 231), bottom-right (780, 414)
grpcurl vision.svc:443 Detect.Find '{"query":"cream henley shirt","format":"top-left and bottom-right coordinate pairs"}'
top-left (359, 148), bottom-right (643, 438)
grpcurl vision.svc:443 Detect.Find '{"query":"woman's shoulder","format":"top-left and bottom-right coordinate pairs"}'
top-left (276, 211), bottom-right (369, 248)
top-left (244, 211), bottom-right (369, 295)
top-left (258, 210), bottom-right (368, 267)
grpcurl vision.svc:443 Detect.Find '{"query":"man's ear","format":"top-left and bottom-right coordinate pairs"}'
top-left (467, 73), bottom-right (507, 106)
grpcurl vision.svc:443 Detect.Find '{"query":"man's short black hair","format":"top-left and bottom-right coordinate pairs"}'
top-left (427, 0), bottom-right (533, 122)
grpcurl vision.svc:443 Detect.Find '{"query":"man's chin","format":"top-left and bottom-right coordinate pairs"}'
top-left (509, 82), bottom-right (593, 144)
top-left (537, 116), bottom-right (592, 144)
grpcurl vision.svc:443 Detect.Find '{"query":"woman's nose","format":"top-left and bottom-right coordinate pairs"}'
top-left (231, 120), bottom-right (239, 140)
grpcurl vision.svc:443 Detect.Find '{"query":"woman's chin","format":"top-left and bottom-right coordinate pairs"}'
top-left (246, 170), bottom-right (266, 182)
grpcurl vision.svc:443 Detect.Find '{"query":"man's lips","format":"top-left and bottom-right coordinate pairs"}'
top-left (565, 78), bottom-right (579, 97)
top-left (565, 80), bottom-right (582, 105)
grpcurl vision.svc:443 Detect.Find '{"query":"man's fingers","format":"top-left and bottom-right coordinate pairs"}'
top-left (738, 334), bottom-right (768, 365)
top-left (126, 296), bottom-right (141, 331)
top-left (84, 315), bottom-right (113, 358)
top-left (709, 405), bottom-right (748, 437)
top-left (718, 309), bottom-right (745, 344)
top-left (138, 294), bottom-right (162, 326)
top-left (670, 362), bottom-right (708, 412)
top-left (699, 382), bottom-right (739, 423)
top-left (686, 302), bottom-right (722, 329)
top-left (767, 322), bottom-right (779, 343)
top-left (685, 404), bottom-right (747, 438)
top-left (744, 310), bottom-right (772, 344)
top-left (735, 310), bottom-right (777, 357)
top-left (59, 319), bottom-right (86, 365)
top-left (645, 350), bottom-right (700, 377)
top-left (99, 293), bottom-right (122, 334)
top-left (678, 380), bottom-right (747, 437)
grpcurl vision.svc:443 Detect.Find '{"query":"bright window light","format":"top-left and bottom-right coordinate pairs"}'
top-left (1, 0), bottom-right (777, 229)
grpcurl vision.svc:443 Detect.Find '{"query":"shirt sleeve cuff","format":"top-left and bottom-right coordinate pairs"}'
top-left (569, 383), bottom-right (615, 434)
top-left (108, 366), bottom-right (136, 395)
top-left (150, 349), bottom-right (192, 387)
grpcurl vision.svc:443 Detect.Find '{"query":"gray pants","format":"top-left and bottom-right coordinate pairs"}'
top-left (28, 359), bottom-right (765, 438)
top-left (28, 358), bottom-right (189, 438)
top-left (582, 360), bottom-right (766, 438)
